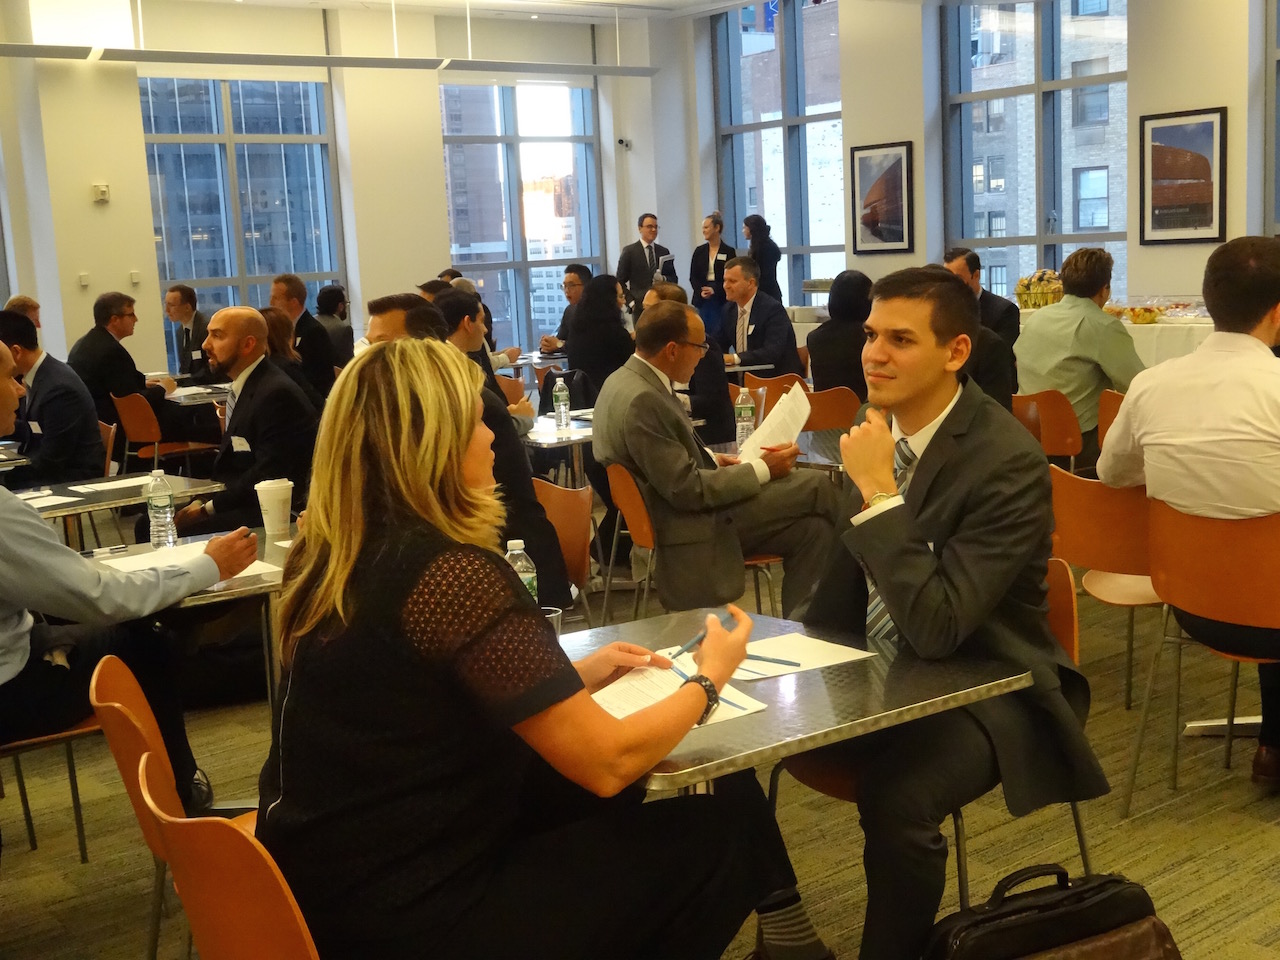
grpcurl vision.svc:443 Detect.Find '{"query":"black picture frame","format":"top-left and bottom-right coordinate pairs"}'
top-left (1139, 107), bottom-right (1227, 245)
top-left (851, 140), bottom-right (914, 254)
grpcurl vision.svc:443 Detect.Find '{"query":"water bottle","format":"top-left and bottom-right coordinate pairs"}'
top-left (735, 387), bottom-right (756, 454)
top-left (505, 539), bottom-right (538, 601)
top-left (146, 469), bottom-right (177, 548)
top-left (552, 378), bottom-right (571, 429)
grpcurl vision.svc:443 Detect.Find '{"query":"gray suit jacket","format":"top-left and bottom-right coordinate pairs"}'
top-left (805, 379), bottom-right (1109, 815)
top-left (592, 355), bottom-right (761, 609)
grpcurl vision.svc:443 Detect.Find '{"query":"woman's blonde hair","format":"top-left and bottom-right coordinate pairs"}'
top-left (261, 306), bottom-right (300, 362)
top-left (277, 338), bottom-right (504, 660)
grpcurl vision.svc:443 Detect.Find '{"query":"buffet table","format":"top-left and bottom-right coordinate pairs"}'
top-left (1020, 309), bottom-right (1213, 368)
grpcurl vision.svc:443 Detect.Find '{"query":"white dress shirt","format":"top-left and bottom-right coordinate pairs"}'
top-left (1097, 331), bottom-right (1280, 518)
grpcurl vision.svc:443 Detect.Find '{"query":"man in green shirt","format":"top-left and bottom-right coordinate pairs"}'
top-left (1014, 248), bottom-right (1144, 472)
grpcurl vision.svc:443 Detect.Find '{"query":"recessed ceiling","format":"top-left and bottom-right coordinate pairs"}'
top-left (183, 0), bottom-right (742, 23)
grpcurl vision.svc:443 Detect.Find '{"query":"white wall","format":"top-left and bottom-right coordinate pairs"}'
top-left (1126, 0), bottom-right (1267, 296)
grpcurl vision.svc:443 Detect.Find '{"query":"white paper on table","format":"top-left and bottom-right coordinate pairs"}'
top-left (166, 385), bottom-right (222, 398)
top-left (738, 384), bottom-right (811, 462)
top-left (67, 476), bottom-right (153, 493)
top-left (591, 665), bottom-right (764, 725)
top-left (22, 494), bottom-right (82, 509)
top-left (101, 542), bottom-right (280, 583)
top-left (274, 540), bottom-right (293, 548)
top-left (660, 633), bottom-right (876, 682)
top-left (16, 489), bottom-right (52, 500)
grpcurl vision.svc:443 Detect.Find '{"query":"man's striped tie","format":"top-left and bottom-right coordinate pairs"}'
top-left (864, 438), bottom-right (919, 644)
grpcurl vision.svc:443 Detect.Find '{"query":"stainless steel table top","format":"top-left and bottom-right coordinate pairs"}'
top-left (166, 385), bottom-right (230, 406)
top-left (20, 473), bottom-right (225, 519)
top-left (0, 442), bottom-right (30, 472)
top-left (559, 609), bottom-right (1033, 792)
top-left (796, 428), bottom-right (845, 476)
top-left (523, 416), bottom-right (594, 450)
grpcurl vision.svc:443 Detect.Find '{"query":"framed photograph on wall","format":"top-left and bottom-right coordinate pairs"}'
top-left (851, 141), bottom-right (914, 254)
top-left (1139, 107), bottom-right (1227, 245)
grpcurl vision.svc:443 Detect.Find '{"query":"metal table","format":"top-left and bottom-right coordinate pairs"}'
top-left (166, 385), bottom-right (229, 407)
top-left (0, 441), bottom-right (31, 473)
top-left (21, 472), bottom-right (224, 550)
top-left (559, 609), bottom-right (1033, 793)
top-left (523, 416), bottom-right (594, 487)
top-left (796, 428), bottom-right (845, 480)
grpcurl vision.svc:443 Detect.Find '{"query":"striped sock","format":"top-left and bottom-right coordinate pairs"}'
top-left (756, 888), bottom-right (831, 960)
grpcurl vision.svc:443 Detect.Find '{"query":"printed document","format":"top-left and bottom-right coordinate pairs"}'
top-left (592, 666), bottom-right (764, 725)
top-left (738, 385), bottom-right (811, 462)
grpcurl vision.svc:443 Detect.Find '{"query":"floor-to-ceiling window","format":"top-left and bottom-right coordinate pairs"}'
top-left (712, 0), bottom-right (844, 305)
top-left (1268, 0), bottom-right (1280, 235)
top-left (440, 83), bottom-right (603, 352)
top-left (140, 77), bottom-right (343, 371)
top-left (942, 2), bottom-right (1129, 298)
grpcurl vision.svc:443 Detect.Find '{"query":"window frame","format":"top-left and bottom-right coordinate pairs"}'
top-left (1267, 0), bottom-right (1280, 236)
top-left (1072, 165), bottom-right (1109, 231)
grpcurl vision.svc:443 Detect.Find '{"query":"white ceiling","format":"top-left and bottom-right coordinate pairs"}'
top-left (183, 0), bottom-right (740, 23)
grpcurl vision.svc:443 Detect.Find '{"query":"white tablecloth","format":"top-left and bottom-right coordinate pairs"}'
top-left (1019, 310), bottom-right (1213, 367)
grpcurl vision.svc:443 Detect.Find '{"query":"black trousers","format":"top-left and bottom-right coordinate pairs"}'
top-left (0, 621), bottom-right (198, 805)
top-left (1173, 608), bottom-right (1280, 747)
top-left (425, 764), bottom-right (795, 960)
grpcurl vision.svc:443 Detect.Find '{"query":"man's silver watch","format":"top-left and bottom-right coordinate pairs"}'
top-left (683, 673), bottom-right (720, 725)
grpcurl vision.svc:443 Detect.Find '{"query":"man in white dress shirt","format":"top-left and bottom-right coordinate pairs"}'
top-left (1098, 235), bottom-right (1280, 787)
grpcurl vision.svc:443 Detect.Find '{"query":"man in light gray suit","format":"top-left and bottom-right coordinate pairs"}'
top-left (799, 266), bottom-right (1109, 959)
top-left (592, 300), bottom-right (841, 616)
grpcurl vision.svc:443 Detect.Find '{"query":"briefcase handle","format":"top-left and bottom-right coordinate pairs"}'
top-left (983, 864), bottom-right (1071, 910)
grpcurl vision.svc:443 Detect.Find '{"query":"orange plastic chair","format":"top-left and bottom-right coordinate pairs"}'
top-left (726, 384), bottom-right (769, 428)
top-left (1012, 391), bottom-right (1082, 471)
top-left (534, 364), bottom-right (562, 394)
top-left (0, 717), bottom-right (101, 864)
top-left (86, 421), bottom-right (125, 546)
top-left (139, 753), bottom-right (319, 960)
top-left (797, 345), bottom-right (811, 379)
top-left (494, 374), bottom-right (526, 407)
top-left (1011, 394), bottom-right (1042, 441)
top-left (532, 478), bottom-right (597, 627)
top-left (773, 557), bottom-right (1090, 908)
top-left (110, 392), bottom-right (217, 473)
top-left (803, 387), bottom-right (861, 433)
top-left (1122, 502), bottom-right (1280, 817)
top-left (1050, 466), bottom-right (1159, 710)
top-left (90, 656), bottom-right (257, 960)
top-left (744, 372), bottom-right (810, 419)
top-left (99, 421), bottom-right (117, 477)
top-left (1097, 389), bottom-right (1124, 448)
top-left (601, 463), bottom-right (780, 623)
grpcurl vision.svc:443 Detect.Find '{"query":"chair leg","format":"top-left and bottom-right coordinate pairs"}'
top-left (578, 589), bottom-right (595, 629)
top-left (763, 566), bottom-right (778, 617)
top-left (13, 755), bottom-right (36, 850)
top-left (1124, 607), bottom-right (1136, 710)
top-left (767, 762), bottom-right (784, 812)
top-left (147, 856), bottom-right (166, 960)
top-left (86, 512), bottom-right (101, 549)
top-left (1170, 637), bottom-right (1183, 792)
top-left (64, 741), bottom-right (88, 864)
top-left (952, 808), bottom-right (970, 911)
top-left (752, 567), bottom-right (764, 615)
top-left (1225, 660), bottom-right (1241, 770)
top-left (601, 521), bottom-right (623, 624)
top-left (1121, 629), bottom-right (1168, 818)
top-left (1070, 801), bottom-right (1092, 875)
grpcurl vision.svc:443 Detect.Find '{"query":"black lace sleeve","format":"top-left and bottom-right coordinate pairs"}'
top-left (400, 545), bottom-right (584, 726)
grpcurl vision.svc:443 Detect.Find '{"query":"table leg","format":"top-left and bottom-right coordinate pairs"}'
top-left (262, 594), bottom-right (282, 715)
top-left (63, 516), bottom-right (83, 552)
top-left (571, 445), bottom-right (585, 489)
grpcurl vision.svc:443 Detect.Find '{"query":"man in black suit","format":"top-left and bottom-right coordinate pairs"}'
top-left (799, 266), bottom-right (1108, 959)
top-left (270, 273), bottom-right (336, 398)
top-left (67, 292), bottom-right (168, 429)
top-left (540, 263), bottom-right (592, 352)
top-left (960, 322), bottom-right (1014, 411)
top-left (944, 247), bottom-right (1021, 348)
top-left (0, 311), bottom-right (104, 486)
top-left (719, 257), bottom-right (805, 378)
top-left (616, 213), bottom-right (677, 311)
top-left (315, 284), bottom-right (355, 368)
top-left (164, 284), bottom-right (212, 381)
top-left (170, 307), bottom-right (317, 537)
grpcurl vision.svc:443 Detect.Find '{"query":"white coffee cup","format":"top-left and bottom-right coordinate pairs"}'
top-left (254, 478), bottom-right (294, 539)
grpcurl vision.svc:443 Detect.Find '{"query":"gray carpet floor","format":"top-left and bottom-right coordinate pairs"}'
top-left (2, 579), bottom-right (1279, 958)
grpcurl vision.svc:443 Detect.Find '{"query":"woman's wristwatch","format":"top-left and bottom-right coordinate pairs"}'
top-left (683, 673), bottom-right (720, 725)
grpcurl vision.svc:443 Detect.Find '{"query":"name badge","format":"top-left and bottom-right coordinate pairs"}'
top-left (716, 253), bottom-right (727, 261)
top-left (28, 421), bottom-right (41, 435)
top-left (190, 350), bottom-right (202, 360)
top-left (231, 436), bottom-right (252, 453)
top-left (748, 324), bottom-right (756, 335)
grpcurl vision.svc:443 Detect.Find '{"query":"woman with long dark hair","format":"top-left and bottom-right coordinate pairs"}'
top-left (808, 269), bottom-right (873, 399)
top-left (688, 211), bottom-right (735, 338)
top-left (256, 338), bottom-right (831, 960)
top-left (566, 274), bottom-right (634, 396)
top-left (743, 214), bottom-right (784, 302)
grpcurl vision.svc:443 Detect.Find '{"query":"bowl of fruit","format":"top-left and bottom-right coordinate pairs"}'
top-left (1015, 269), bottom-right (1064, 310)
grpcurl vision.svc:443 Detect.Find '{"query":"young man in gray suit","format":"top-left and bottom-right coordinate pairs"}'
top-left (801, 266), bottom-right (1109, 960)
top-left (592, 300), bottom-right (841, 617)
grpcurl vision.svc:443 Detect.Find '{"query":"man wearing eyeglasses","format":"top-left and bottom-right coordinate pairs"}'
top-left (593, 300), bottom-right (841, 616)
top-left (540, 263), bottom-right (592, 353)
top-left (68, 292), bottom-right (172, 431)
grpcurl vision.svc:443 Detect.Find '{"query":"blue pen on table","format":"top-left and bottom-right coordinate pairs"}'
top-left (744, 653), bottom-right (801, 667)
top-left (669, 663), bottom-right (745, 711)
top-left (668, 611), bottom-right (737, 660)
top-left (85, 544), bottom-right (129, 558)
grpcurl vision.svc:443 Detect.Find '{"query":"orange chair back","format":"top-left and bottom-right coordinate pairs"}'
top-left (605, 463), bottom-right (655, 551)
top-left (1014, 390), bottom-right (1081, 457)
top-left (745, 372), bottom-right (809, 419)
top-left (89, 655), bottom-right (179, 862)
top-left (1011, 394), bottom-right (1041, 441)
top-left (726, 384), bottom-right (768, 427)
top-left (138, 753), bottom-right (319, 960)
top-left (1148, 500), bottom-right (1280, 630)
top-left (532, 478), bottom-right (593, 590)
top-left (111, 392), bottom-right (163, 445)
top-left (797, 345), bottom-right (811, 379)
top-left (1045, 557), bottom-right (1080, 665)
top-left (98, 421), bottom-right (116, 477)
top-left (803, 387), bottom-right (861, 432)
top-left (1049, 466), bottom-right (1150, 576)
top-left (534, 364), bottom-right (562, 393)
top-left (494, 374), bottom-right (526, 407)
top-left (1097, 389), bottom-right (1124, 448)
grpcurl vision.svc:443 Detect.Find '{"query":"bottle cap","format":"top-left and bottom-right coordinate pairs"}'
top-left (507, 539), bottom-right (525, 551)
top-left (151, 469), bottom-right (164, 477)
